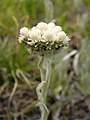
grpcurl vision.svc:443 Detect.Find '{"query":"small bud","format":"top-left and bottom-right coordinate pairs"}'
top-left (37, 22), bottom-right (48, 30)
top-left (57, 31), bottom-right (66, 41)
top-left (20, 27), bottom-right (29, 36)
top-left (48, 22), bottom-right (55, 28)
top-left (53, 26), bottom-right (62, 33)
top-left (52, 34), bottom-right (59, 42)
top-left (29, 29), bottom-right (41, 41)
top-left (44, 30), bottom-right (53, 40)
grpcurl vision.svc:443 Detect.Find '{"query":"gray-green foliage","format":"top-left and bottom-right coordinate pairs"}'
top-left (50, 38), bottom-right (90, 97)
top-left (50, 49), bottom-right (69, 92)
top-left (73, 38), bottom-right (90, 94)
top-left (44, 0), bottom-right (54, 22)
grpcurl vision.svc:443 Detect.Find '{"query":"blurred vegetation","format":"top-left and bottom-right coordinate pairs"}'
top-left (0, 0), bottom-right (90, 119)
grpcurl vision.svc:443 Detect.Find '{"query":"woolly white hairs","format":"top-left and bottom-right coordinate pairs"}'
top-left (18, 22), bottom-right (70, 56)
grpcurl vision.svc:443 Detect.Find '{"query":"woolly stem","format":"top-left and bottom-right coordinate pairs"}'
top-left (36, 56), bottom-right (51, 120)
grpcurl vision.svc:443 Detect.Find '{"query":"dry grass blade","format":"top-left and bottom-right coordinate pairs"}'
top-left (10, 100), bottom-right (38, 117)
top-left (16, 69), bottom-right (31, 89)
top-left (0, 81), bottom-right (8, 96)
top-left (7, 71), bottom-right (18, 119)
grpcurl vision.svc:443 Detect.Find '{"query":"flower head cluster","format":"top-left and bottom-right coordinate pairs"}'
top-left (18, 22), bottom-right (70, 56)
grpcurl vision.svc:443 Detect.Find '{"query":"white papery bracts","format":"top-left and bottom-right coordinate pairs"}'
top-left (18, 22), bottom-right (70, 56)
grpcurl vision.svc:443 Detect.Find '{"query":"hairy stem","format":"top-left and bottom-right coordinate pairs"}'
top-left (37, 56), bottom-right (51, 120)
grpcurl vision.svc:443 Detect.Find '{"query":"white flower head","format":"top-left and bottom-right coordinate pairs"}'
top-left (37, 22), bottom-right (48, 30)
top-left (53, 26), bottom-right (62, 33)
top-left (44, 30), bottom-right (54, 41)
top-left (57, 31), bottom-right (66, 41)
top-left (20, 27), bottom-right (29, 37)
top-left (52, 34), bottom-right (59, 42)
top-left (18, 27), bottom-right (29, 43)
top-left (48, 22), bottom-right (55, 28)
top-left (18, 22), bottom-right (70, 56)
top-left (29, 29), bottom-right (41, 42)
